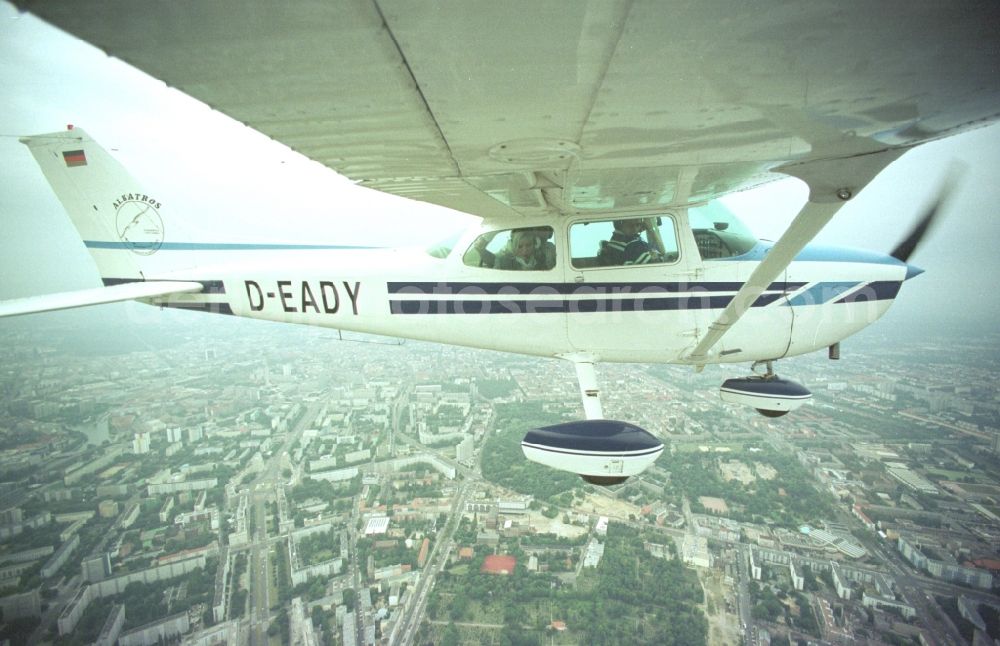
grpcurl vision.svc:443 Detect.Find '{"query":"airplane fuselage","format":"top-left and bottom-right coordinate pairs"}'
top-left (142, 216), bottom-right (913, 365)
top-left (14, 128), bottom-right (923, 370)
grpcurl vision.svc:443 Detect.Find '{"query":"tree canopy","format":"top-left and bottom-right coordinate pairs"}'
top-left (481, 403), bottom-right (580, 499)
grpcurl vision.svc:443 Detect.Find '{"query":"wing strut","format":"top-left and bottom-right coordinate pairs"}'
top-left (686, 148), bottom-right (905, 365)
top-left (686, 200), bottom-right (843, 363)
top-left (570, 358), bottom-right (604, 420)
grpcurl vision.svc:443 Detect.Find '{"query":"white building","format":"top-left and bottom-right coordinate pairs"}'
top-left (681, 535), bottom-right (711, 569)
top-left (583, 539), bottom-right (605, 568)
top-left (456, 436), bottom-right (474, 462)
top-left (132, 432), bottom-right (150, 455)
top-left (364, 516), bottom-right (389, 536)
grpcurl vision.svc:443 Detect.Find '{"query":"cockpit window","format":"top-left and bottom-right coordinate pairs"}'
top-left (688, 200), bottom-right (758, 260)
top-left (462, 227), bottom-right (556, 271)
top-left (569, 216), bottom-right (679, 269)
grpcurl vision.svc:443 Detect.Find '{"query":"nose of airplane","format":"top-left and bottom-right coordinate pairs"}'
top-left (904, 263), bottom-right (924, 280)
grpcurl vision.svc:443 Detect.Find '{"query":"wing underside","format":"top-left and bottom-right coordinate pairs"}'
top-left (15, 0), bottom-right (1000, 220)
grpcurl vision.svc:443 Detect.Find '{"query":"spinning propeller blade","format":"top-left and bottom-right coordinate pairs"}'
top-left (890, 167), bottom-right (963, 263)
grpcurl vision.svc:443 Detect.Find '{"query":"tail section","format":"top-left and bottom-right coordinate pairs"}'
top-left (0, 127), bottom-right (210, 319)
top-left (20, 127), bottom-right (173, 282)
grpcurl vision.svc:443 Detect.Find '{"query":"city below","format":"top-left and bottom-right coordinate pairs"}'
top-left (1, 313), bottom-right (999, 646)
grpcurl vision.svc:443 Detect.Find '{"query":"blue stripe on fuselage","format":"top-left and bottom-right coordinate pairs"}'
top-left (387, 281), bottom-right (805, 296)
top-left (718, 242), bottom-right (907, 266)
top-left (834, 281), bottom-right (903, 303)
top-left (387, 279), bottom-right (904, 314)
top-left (783, 282), bottom-right (861, 307)
top-left (389, 293), bottom-right (784, 315)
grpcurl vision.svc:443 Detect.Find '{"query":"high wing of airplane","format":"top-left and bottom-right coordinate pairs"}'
top-left (7, 1), bottom-right (1000, 483)
top-left (15, 2), bottom-right (999, 214)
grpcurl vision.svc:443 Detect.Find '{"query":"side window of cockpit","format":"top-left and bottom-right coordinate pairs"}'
top-left (462, 227), bottom-right (556, 270)
top-left (688, 202), bottom-right (758, 260)
top-left (692, 230), bottom-right (731, 259)
top-left (569, 216), bottom-right (678, 269)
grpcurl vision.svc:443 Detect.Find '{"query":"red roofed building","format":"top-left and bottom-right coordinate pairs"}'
top-left (481, 554), bottom-right (517, 575)
top-left (110, 415), bottom-right (135, 432)
top-left (417, 538), bottom-right (430, 568)
top-left (969, 558), bottom-right (1000, 573)
top-left (852, 503), bottom-right (876, 531)
top-left (157, 544), bottom-right (215, 566)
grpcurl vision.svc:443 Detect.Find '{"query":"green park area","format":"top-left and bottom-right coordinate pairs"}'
top-left (480, 403), bottom-right (583, 501)
top-left (418, 523), bottom-right (706, 646)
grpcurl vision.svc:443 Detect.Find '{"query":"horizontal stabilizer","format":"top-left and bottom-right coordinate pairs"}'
top-left (0, 281), bottom-right (204, 318)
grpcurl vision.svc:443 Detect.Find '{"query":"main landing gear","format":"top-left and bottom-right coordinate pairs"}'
top-left (719, 360), bottom-right (812, 417)
top-left (520, 357), bottom-right (663, 485)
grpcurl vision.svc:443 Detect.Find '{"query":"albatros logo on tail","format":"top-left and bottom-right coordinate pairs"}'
top-left (111, 193), bottom-right (164, 255)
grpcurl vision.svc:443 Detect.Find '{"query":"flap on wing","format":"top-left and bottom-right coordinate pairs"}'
top-left (0, 281), bottom-right (204, 318)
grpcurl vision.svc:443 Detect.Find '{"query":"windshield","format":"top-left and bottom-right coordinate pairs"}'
top-left (687, 200), bottom-right (758, 259)
top-left (425, 230), bottom-right (464, 259)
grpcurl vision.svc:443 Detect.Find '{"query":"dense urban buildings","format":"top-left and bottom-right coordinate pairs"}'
top-left (0, 314), bottom-right (998, 645)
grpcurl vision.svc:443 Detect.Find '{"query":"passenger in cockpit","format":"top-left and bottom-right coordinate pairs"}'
top-left (528, 226), bottom-right (557, 269)
top-left (496, 230), bottom-right (542, 270)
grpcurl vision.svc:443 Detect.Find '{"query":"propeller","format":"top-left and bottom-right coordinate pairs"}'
top-left (890, 166), bottom-right (963, 263)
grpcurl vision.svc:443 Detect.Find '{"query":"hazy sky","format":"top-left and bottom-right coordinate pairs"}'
top-left (1, 3), bottom-right (998, 338)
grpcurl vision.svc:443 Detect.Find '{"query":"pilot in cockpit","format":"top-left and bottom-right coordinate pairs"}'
top-left (598, 219), bottom-right (663, 266)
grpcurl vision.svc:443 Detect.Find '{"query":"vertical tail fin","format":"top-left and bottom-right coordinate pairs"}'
top-left (20, 127), bottom-right (171, 282)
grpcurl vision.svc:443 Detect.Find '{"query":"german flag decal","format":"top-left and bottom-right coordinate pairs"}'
top-left (63, 150), bottom-right (87, 167)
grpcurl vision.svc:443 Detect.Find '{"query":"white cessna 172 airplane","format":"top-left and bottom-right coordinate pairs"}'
top-left (5, 1), bottom-right (1000, 484)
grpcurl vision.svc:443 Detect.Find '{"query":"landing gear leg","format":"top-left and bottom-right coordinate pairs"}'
top-left (751, 360), bottom-right (777, 380)
top-left (572, 358), bottom-right (604, 420)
